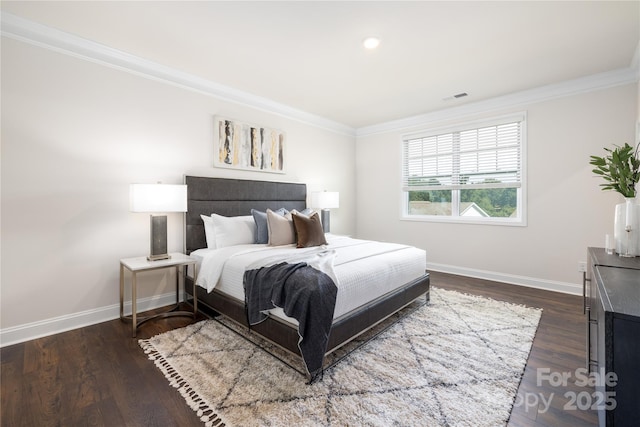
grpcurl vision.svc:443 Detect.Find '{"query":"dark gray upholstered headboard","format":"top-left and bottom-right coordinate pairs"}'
top-left (184, 176), bottom-right (307, 254)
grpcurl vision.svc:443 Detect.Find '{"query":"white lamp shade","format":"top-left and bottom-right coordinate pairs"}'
top-left (311, 191), bottom-right (339, 209)
top-left (130, 184), bottom-right (187, 213)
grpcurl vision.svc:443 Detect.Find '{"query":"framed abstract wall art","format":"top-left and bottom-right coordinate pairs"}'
top-left (213, 116), bottom-right (285, 173)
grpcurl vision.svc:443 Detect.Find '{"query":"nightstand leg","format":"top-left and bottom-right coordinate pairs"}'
top-left (193, 264), bottom-right (198, 315)
top-left (175, 265), bottom-right (180, 305)
top-left (132, 271), bottom-right (137, 338)
top-left (119, 264), bottom-right (124, 320)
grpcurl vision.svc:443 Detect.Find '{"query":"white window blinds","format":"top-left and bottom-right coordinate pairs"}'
top-left (402, 116), bottom-right (524, 191)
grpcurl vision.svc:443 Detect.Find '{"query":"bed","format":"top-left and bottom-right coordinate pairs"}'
top-left (183, 175), bottom-right (430, 380)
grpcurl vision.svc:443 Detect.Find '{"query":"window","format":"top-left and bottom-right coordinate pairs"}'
top-left (401, 113), bottom-right (526, 225)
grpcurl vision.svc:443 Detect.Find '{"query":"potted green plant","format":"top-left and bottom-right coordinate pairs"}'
top-left (590, 142), bottom-right (640, 198)
top-left (590, 142), bottom-right (640, 256)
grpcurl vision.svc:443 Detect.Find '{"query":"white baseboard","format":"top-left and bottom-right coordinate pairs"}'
top-left (0, 292), bottom-right (180, 348)
top-left (427, 262), bottom-right (583, 296)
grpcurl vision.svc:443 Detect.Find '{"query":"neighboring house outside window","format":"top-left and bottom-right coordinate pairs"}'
top-left (401, 113), bottom-right (526, 226)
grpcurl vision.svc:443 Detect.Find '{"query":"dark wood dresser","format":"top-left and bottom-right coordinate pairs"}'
top-left (585, 248), bottom-right (640, 427)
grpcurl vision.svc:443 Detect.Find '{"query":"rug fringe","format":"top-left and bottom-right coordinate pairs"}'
top-left (139, 339), bottom-right (228, 427)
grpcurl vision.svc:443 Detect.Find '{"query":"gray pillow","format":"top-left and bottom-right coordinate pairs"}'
top-left (252, 208), bottom-right (287, 244)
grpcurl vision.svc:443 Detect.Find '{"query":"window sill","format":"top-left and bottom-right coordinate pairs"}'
top-left (400, 215), bottom-right (527, 227)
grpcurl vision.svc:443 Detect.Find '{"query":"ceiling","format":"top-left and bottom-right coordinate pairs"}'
top-left (2, 1), bottom-right (639, 129)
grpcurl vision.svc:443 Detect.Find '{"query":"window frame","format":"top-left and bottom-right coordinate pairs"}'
top-left (400, 112), bottom-right (527, 226)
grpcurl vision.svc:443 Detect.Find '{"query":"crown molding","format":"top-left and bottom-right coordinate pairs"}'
top-left (357, 66), bottom-right (639, 137)
top-left (0, 12), bottom-right (356, 137)
top-left (2, 12), bottom-right (637, 140)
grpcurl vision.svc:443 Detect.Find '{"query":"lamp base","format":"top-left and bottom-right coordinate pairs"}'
top-left (149, 215), bottom-right (170, 261)
top-left (147, 253), bottom-right (171, 261)
top-left (320, 209), bottom-right (330, 233)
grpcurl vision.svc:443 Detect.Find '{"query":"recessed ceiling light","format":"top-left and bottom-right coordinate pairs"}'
top-left (363, 37), bottom-right (380, 50)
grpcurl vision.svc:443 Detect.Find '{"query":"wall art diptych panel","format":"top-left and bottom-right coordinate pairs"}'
top-left (214, 116), bottom-right (285, 173)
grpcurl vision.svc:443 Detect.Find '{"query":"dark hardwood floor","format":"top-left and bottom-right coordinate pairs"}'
top-left (1, 272), bottom-right (597, 426)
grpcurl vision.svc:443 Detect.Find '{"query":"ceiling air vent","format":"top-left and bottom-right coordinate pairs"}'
top-left (442, 92), bottom-right (469, 101)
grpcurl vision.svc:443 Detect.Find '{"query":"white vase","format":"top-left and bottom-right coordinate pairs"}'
top-left (614, 197), bottom-right (640, 257)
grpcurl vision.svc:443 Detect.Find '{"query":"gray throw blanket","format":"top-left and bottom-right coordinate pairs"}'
top-left (243, 252), bottom-right (337, 382)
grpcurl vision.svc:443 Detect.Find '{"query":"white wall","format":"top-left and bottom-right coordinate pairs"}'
top-left (0, 38), bottom-right (356, 341)
top-left (1, 26), bottom-right (637, 345)
top-left (356, 84), bottom-right (637, 292)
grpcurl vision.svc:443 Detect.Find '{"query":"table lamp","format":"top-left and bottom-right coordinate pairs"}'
top-left (130, 183), bottom-right (187, 261)
top-left (310, 191), bottom-right (339, 232)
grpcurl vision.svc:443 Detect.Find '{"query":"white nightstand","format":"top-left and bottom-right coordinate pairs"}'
top-left (119, 252), bottom-right (198, 337)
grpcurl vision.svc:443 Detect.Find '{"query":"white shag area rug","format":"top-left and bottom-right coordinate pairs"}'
top-left (139, 288), bottom-right (542, 427)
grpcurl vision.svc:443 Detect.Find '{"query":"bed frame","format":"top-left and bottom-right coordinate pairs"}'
top-left (183, 175), bottom-right (430, 359)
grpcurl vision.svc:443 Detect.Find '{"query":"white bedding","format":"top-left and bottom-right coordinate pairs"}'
top-left (191, 234), bottom-right (427, 323)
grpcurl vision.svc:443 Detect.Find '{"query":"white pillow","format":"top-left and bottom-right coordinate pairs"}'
top-left (211, 214), bottom-right (255, 248)
top-left (267, 209), bottom-right (296, 246)
top-left (200, 214), bottom-right (217, 249)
